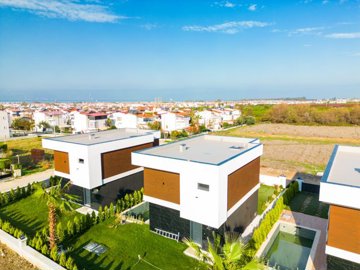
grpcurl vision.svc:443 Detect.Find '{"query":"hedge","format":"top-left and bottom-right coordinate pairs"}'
top-left (0, 182), bottom-right (35, 207)
top-left (250, 181), bottom-right (299, 251)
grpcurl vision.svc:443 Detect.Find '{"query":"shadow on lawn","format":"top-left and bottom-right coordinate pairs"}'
top-left (0, 208), bottom-right (44, 237)
top-left (70, 240), bottom-right (127, 270)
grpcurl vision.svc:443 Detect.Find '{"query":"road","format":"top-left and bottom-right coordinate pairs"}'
top-left (0, 169), bottom-right (54, 192)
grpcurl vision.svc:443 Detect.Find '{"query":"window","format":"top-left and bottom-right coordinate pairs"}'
top-left (79, 158), bottom-right (84, 164)
top-left (198, 183), bottom-right (209, 191)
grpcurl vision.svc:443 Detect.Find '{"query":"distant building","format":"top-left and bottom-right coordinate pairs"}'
top-left (132, 135), bottom-right (263, 247)
top-left (43, 129), bottom-right (160, 208)
top-left (160, 112), bottom-right (190, 132)
top-left (320, 145), bottom-right (360, 270)
top-left (111, 112), bottom-right (137, 129)
top-left (0, 111), bottom-right (11, 140)
top-left (73, 112), bottom-right (108, 133)
top-left (33, 111), bottom-right (67, 132)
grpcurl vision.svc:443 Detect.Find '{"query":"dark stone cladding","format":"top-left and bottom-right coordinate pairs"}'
top-left (224, 189), bottom-right (258, 234)
top-left (327, 255), bottom-right (360, 270)
top-left (67, 171), bottom-right (144, 209)
top-left (149, 189), bottom-right (258, 246)
top-left (149, 203), bottom-right (190, 239)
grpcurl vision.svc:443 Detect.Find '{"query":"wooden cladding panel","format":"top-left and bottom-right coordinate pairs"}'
top-left (328, 205), bottom-right (360, 254)
top-left (101, 142), bottom-right (153, 179)
top-left (54, 150), bottom-right (70, 174)
top-left (144, 168), bottom-right (180, 205)
top-left (227, 157), bottom-right (260, 210)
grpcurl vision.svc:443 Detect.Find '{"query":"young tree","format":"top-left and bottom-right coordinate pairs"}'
top-left (34, 179), bottom-right (78, 249)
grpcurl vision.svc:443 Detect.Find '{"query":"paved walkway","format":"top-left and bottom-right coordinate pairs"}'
top-left (280, 210), bottom-right (328, 270)
top-left (0, 169), bottom-right (53, 192)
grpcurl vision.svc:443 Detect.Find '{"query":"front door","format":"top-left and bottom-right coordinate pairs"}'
top-left (190, 221), bottom-right (203, 246)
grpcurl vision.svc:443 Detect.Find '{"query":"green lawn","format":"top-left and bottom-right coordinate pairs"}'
top-left (258, 184), bottom-right (276, 214)
top-left (287, 192), bottom-right (329, 219)
top-left (68, 219), bottom-right (204, 270)
top-left (0, 193), bottom-right (81, 237)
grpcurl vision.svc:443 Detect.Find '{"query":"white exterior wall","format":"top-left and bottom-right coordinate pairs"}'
top-left (132, 143), bottom-right (263, 228)
top-left (73, 113), bottom-right (88, 133)
top-left (0, 111), bottom-right (10, 140)
top-left (113, 113), bottom-right (137, 129)
top-left (260, 174), bottom-right (287, 188)
top-left (319, 182), bottom-right (360, 210)
top-left (161, 113), bottom-right (190, 132)
top-left (43, 131), bottom-right (159, 189)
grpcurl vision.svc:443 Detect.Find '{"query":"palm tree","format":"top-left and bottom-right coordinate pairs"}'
top-left (184, 232), bottom-right (263, 270)
top-left (34, 179), bottom-right (78, 249)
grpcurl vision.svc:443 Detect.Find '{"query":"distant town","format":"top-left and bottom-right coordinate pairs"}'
top-left (1, 97), bottom-right (359, 141)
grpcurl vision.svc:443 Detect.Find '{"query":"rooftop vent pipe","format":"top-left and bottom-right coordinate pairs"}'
top-left (179, 144), bottom-right (186, 152)
top-left (89, 133), bottom-right (95, 140)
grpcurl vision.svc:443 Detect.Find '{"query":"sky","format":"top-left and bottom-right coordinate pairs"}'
top-left (0, 0), bottom-right (360, 102)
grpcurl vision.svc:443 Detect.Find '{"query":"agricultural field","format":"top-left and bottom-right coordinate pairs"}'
top-left (216, 123), bottom-right (360, 174)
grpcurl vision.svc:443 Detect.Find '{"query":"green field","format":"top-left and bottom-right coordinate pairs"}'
top-left (68, 220), bottom-right (203, 270)
top-left (0, 193), bottom-right (81, 237)
top-left (287, 192), bottom-right (329, 219)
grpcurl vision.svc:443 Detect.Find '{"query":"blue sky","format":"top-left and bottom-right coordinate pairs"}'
top-left (0, 0), bottom-right (360, 101)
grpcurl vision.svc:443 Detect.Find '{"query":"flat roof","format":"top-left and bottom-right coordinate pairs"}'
top-left (43, 128), bottom-right (156, 146)
top-left (322, 145), bottom-right (360, 188)
top-left (135, 135), bottom-right (261, 165)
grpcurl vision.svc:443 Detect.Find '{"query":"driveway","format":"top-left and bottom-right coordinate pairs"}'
top-left (0, 169), bottom-right (53, 192)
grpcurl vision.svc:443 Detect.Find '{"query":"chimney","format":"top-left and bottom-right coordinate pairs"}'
top-left (179, 144), bottom-right (186, 152)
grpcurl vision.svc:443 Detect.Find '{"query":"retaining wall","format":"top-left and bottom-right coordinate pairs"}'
top-left (0, 229), bottom-right (65, 270)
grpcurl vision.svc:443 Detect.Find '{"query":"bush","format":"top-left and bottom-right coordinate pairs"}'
top-left (251, 182), bottom-right (298, 250)
top-left (41, 244), bottom-right (49, 255)
top-left (50, 246), bottom-right (58, 262)
top-left (59, 253), bottom-right (67, 267)
top-left (0, 158), bottom-right (10, 170)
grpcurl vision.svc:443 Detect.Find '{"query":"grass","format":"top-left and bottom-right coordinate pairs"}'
top-left (287, 192), bottom-right (329, 219)
top-left (5, 137), bottom-right (52, 155)
top-left (0, 193), bottom-right (81, 237)
top-left (68, 219), bottom-right (204, 270)
top-left (258, 184), bottom-right (276, 214)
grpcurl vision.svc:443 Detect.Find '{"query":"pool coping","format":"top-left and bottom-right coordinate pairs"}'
top-left (255, 220), bottom-right (321, 270)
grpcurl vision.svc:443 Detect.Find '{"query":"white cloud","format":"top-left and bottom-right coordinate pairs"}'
top-left (248, 4), bottom-right (257, 11)
top-left (0, 0), bottom-right (123, 23)
top-left (325, 32), bottom-right (360, 39)
top-left (141, 23), bottom-right (158, 30)
top-left (289, 27), bottom-right (324, 36)
top-left (214, 1), bottom-right (236, 8)
top-left (182, 21), bottom-right (271, 34)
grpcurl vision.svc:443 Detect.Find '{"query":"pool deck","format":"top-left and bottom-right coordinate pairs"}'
top-left (280, 210), bottom-right (328, 270)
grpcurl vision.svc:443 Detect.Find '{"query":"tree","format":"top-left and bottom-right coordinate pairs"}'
top-left (38, 121), bottom-right (51, 131)
top-left (34, 179), bottom-right (78, 249)
top-left (184, 233), bottom-right (263, 270)
top-left (147, 121), bottom-right (161, 130)
top-left (11, 117), bottom-right (34, 131)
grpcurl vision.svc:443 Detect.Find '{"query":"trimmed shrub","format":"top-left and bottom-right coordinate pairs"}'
top-left (41, 244), bottom-right (49, 255)
top-left (59, 253), bottom-right (67, 267)
top-left (50, 246), bottom-right (58, 262)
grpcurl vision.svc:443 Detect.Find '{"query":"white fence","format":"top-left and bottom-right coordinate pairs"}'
top-left (0, 229), bottom-right (65, 270)
top-left (260, 174), bottom-right (286, 188)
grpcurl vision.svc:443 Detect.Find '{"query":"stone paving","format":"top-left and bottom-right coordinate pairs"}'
top-left (280, 209), bottom-right (328, 270)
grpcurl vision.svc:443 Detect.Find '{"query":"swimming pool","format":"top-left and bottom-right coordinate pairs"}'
top-left (256, 222), bottom-right (319, 270)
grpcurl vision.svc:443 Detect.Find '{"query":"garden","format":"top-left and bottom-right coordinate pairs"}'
top-left (0, 179), bottom-right (202, 270)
